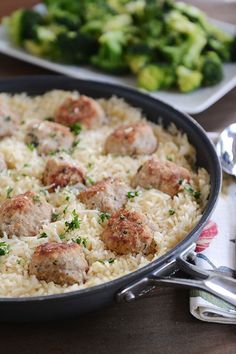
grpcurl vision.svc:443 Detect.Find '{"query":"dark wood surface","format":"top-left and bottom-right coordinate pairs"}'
top-left (0, 1), bottom-right (236, 354)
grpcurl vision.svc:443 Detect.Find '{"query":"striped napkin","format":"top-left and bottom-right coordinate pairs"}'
top-left (190, 177), bottom-right (236, 323)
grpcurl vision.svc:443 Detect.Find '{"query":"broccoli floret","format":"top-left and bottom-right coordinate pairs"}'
top-left (46, 8), bottom-right (81, 30)
top-left (91, 31), bottom-right (128, 73)
top-left (173, 2), bottom-right (206, 23)
top-left (207, 37), bottom-right (232, 62)
top-left (176, 66), bottom-right (202, 93)
top-left (44, 0), bottom-right (83, 15)
top-left (53, 31), bottom-right (97, 63)
top-left (126, 44), bottom-right (153, 73)
top-left (137, 64), bottom-right (175, 91)
top-left (23, 24), bottom-right (65, 58)
top-left (165, 11), bottom-right (207, 69)
top-left (230, 36), bottom-right (236, 62)
top-left (169, 1), bottom-right (234, 61)
top-left (4, 9), bottom-right (44, 46)
top-left (200, 51), bottom-right (223, 86)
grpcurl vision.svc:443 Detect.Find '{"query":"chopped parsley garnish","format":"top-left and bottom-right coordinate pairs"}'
top-left (86, 176), bottom-right (94, 185)
top-left (73, 237), bottom-right (88, 248)
top-left (193, 191), bottom-right (201, 200)
top-left (99, 212), bottom-right (110, 223)
top-left (72, 140), bottom-right (80, 148)
top-left (108, 258), bottom-right (115, 264)
top-left (65, 195), bottom-right (70, 202)
top-left (98, 258), bottom-right (115, 265)
top-left (33, 195), bottom-right (40, 203)
top-left (39, 189), bottom-right (47, 196)
top-left (166, 156), bottom-right (173, 161)
top-left (23, 163), bottom-right (31, 168)
top-left (48, 151), bottom-right (57, 156)
top-left (52, 212), bottom-right (59, 222)
top-left (98, 259), bottom-right (105, 265)
top-left (178, 178), bottom-right (183, 185)
top-left (70, 123), bottom-right (82, 136)
top-left (87, 162), bottom-right (93, 170)
top-left (44, 117), bottom-right (54, 121)
top-left (127, 191), bottom-right (139, 199)
top-left (26, 143), bottom-right (36, 152)
top-left (63, 206), bottom-right (68, 215)
top-left (0, 242), bottom-right (10, 256)
top-left (39, 232), bottom-right (48, 238)
top-left (65, 210), bottom-right (81, 232)
top-left (6, 187), bottom-right (13, 199)
top-left (168, 209), bottom-right (175, 216)
top-left (59, 233), bottom-right (65, 240)
top-left (184, 184), bottom-right (201, 201)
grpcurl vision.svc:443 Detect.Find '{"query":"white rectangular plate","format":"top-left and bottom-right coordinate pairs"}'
top-left (0, 17), bottom-right (235, 114)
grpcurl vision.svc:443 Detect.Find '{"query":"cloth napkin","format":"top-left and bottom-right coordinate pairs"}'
top-left (189, 133), bottom-right (236, 323)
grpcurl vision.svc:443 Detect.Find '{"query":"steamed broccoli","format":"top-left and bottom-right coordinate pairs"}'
top-left (46, 8), bottom-right (81, 30)
top-left (165, 11), bottom-right (207, 69)
top-left (43, 0), bottom-right (84, 15)
top-left (4, 9), bottom-right (44, 45)
top-left (4, 0), bottom-right (234, 92)
top-left (53, 31), bottom-right (97, 63)
top-left (201, 51), bottom-right (223, 86)
top-left (174, 2), bottom-right (234, 62)
top-left (91, 31), bottom-right (128, 73)
top-left (230, 36), bottom-right (236, 62)
top-left (23, 24), bottom-right (65, 58)
top-left (126, 44), bottom-right (153, 73)
top-left (137, 64), bottom-right (175, 91)
top-left (176, 66), bottom-right (202, 93)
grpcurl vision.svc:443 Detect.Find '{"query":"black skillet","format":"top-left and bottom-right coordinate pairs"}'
top-left (0, 76), bottom-right (234, 323)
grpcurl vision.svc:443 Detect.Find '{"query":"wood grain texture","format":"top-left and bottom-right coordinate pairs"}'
top-left (0, 1), bottom-right (235, 353)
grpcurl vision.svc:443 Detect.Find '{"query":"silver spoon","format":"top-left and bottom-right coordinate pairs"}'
top-left (216, 123), bottom-right (236, 177)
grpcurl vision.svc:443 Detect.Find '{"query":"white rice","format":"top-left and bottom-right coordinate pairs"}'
top-left (0, 91), bottom-right (210, 297)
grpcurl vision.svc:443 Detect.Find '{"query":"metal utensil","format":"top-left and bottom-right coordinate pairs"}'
top-left (216, 123), bottom-right (236, 176)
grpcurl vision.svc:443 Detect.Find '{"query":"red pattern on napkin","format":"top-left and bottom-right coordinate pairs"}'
top-left (195, 220), bottom-right (218, 253)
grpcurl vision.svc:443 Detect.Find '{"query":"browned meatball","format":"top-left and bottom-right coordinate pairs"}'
top-left (25, 120), bottom-right (74, 155)
top-left (42, 157), bottom-right (85, 192)
top-left (0, 154), bottom-right (6, 171)
top-left (132, 157), bottom-right (191, 196)
top-left (55, 96), bottom-right (106, 129)
top-left (78, 177), bottom-right (129, 214)
top-left (101, 209), bottom-right (155, 255)
top-left (0, 191), bottom-right (52, 238)
top-left (29, 242), bottom-right (88, 286)
top-left (104, 122), bottom-right (157, 156)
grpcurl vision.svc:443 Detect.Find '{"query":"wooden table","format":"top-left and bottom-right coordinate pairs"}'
top-left (0, 2), bottom-right (236, 354)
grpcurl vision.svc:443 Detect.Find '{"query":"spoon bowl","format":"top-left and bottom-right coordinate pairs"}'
top-left (216, 123), bottom-right (236, 177)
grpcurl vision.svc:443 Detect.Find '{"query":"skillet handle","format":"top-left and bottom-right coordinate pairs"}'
top-left (116, 243), bottom-right (236, 307)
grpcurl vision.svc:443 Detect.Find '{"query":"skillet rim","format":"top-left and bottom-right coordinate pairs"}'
top-left (0, 75), bottom-right (222, 303)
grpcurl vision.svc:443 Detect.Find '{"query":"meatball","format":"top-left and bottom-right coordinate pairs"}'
top-left (29, 242), bottom-right (88, 286)
top-left (132, 157), bottom-right (191, 196)
top-left (0, 154), bottom-right (6, 171)
top-left (0, 104), bottom-right (18, 139)
top-left (0, 191), bottom-right (52, 238)
top-left (25, 120), bottom-right (74, 155)
top-left (78, 177), bottom-right (129, 214)
top-left (101, 209), bottom-right (155, 255)
top-left (55, 96), bottom-right (106, 129)
top-left (42, 157), bottom-right (85, 191)
top-left (104, 122), bottom-right (157, 156)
